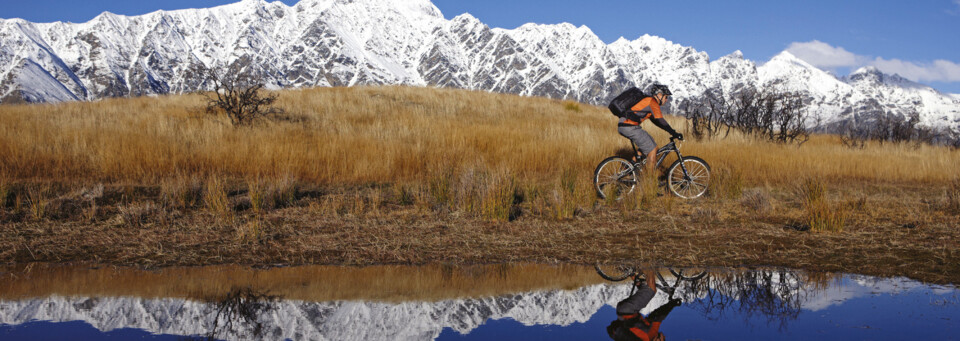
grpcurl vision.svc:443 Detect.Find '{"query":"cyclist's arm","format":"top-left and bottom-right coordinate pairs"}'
top-left (650, 117), bottom-right (679, 137)
top-left (647, 299), bottom-right (681, 322)
top-left (648, 104), bottom-right (680, 137)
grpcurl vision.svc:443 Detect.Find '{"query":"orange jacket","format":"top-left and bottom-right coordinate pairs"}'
top-left (622, 97), bottom-right (662, 126)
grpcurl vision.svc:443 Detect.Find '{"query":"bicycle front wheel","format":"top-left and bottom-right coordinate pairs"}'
top-left (594, 157), bottom-right (638, 200)
top-left (666, 156), bottom-right (711, 199)
top-left (595, 262), bottom-right (637, 282)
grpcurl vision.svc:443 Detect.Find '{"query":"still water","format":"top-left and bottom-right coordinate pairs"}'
top-left (0, 264), bottom-right (956, 340)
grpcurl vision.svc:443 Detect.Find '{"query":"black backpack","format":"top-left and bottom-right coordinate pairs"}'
top-left (608, 87), bottom-right (648, 118)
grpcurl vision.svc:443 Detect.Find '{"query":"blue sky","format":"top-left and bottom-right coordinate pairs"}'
top-left (2, 0), bottom-right (959, 93)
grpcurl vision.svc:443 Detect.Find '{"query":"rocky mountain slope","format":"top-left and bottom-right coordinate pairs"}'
top-left (1, 0), bottom-right (958, 129)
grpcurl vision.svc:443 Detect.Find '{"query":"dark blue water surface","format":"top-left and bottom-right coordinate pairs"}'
top-left (1, 270), bottom-right (957, 341)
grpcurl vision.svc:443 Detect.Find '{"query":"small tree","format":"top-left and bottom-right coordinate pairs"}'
top-left (205, 66), bottom-right (282, 126)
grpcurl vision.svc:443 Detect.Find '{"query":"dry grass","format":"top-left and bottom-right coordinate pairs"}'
top-left (799, 178), bottom-right (846, 233)
top-left (1, 86), bottom-right (956, 191)
top-left (948, 179), bottom-right (960, 214)
top-left (0, 86), bottom-right (959, 282)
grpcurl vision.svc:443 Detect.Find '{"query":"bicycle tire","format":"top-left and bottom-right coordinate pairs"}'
top-left (595, 262), bottom-right (637, 282)
top-left (594, 157), bottom-right (639, 200)
top-left (668, 267), bottom-right (707, 281)
top-left (666, 156), bottom-right (711, 199)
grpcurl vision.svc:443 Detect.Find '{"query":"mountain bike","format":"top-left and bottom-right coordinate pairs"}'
top-left (594, 137), bottom-right (710, 200)
top-left (595, 263), bottom-right (707, 298)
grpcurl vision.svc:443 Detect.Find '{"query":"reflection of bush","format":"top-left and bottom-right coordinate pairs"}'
top-left (684, 270), bottom-right (832, 330)
top-left (203, 287), bottom-right (280, 340)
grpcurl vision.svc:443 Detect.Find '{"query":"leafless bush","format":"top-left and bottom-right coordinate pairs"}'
top-left (680, 87), bottom-right (810, 144)
top-left (838, 111), bottom-right (955, 148)
top-left (204, 65), bottom-right (282, 126)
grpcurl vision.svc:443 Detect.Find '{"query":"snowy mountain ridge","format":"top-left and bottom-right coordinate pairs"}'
top-left (1, 0), bottom-right (958, 129)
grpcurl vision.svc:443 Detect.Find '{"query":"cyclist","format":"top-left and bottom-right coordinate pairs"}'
top-left (607, 269), bottom-right (682, 341)
top-left (617, 84), bottom-right (683, 175)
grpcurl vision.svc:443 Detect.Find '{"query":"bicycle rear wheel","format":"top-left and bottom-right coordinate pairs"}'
top-left (594, 157), bottom-right (638, 200)
top-left (666, 156), bottom-right (710, 199)
top-left (595, 262), bottom-right (637, 282)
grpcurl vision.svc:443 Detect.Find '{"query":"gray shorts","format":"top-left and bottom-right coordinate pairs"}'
top-left (618, 125), bottom-right (656, 155)
top-left (616, 285), bottom-right (656, 315)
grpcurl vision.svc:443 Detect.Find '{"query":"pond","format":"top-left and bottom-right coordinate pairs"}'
top-left (0, 264), bottom-right (956, 340)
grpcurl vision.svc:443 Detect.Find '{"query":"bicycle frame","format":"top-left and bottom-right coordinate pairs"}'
top-left (631, 137), bottom-right (692, 181)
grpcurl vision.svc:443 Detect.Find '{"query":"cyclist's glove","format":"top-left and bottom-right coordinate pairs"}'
top-left (673, 133), bottom-right (684, 141)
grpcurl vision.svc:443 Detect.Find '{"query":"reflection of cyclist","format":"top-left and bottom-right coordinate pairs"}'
top-left (607, 270), bottom-right (682, 341)
top-left (617, 84), bottom-right (683, 175)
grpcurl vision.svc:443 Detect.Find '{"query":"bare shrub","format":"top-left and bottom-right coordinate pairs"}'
top-left (204, 65), bottom-right (282, 126)
top-left (680, 87), bottom-right (810, 144)
top-left (838, 110), bottom-right (956, 148)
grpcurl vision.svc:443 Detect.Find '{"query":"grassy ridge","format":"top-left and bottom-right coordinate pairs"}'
top-left (1, 85), bottom-right (957, 185)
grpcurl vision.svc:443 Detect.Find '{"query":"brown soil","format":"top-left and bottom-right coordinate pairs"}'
top-left (1, 181), bottom-right (957, 285)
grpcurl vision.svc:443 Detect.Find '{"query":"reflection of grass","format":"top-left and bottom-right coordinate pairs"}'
top-left (0, 264), bottom-right (607, 303)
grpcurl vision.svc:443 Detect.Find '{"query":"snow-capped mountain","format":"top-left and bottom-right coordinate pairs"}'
top-left (1, 0), bottom-right (958, 129)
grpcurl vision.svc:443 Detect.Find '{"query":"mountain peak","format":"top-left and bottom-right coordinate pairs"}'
top-left (851, 66), bottom-right (881, 75)
top-left (719, 50), bottom-right (744, 60)
top-left (767, 50), bottom-right (820, 70)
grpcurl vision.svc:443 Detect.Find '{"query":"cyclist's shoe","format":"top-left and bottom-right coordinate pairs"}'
top-left (631, 274), bottom-right (646, 287)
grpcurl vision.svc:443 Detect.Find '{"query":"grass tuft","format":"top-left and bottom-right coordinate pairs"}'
top-left (740, 188), bottom-right (773, 214)
top-left (26, 185), bottom-right (48, 221)
top-left (203, 176), bottom-right (231, 219)
top-left (800, 178), bottom-right (845, 233)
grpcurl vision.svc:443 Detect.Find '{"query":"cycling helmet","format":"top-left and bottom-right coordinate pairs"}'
top-left (649, 84), bottom-right (672, 96)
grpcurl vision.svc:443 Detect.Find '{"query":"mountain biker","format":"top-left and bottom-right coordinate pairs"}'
top-left (617, 84), bottom-right (683, 175)
top-left (607, 269), bottom-right (682, 341)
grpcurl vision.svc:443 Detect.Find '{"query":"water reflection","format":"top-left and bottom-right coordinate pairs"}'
top-left (0, 264), bottom-right (956, 340)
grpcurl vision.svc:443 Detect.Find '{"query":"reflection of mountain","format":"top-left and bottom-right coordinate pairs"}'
top-left (0, 284), bottom-right (631, 341)
top-left (802, 275), bottom-right (955, 312)
top-left (0, 273), bottom-right (952, 341)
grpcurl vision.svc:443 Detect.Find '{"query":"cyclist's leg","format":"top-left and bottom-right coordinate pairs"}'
top-left (616, 285), bottom-right (656, 315)
top-left (618, 125), bottom-right (656, 166)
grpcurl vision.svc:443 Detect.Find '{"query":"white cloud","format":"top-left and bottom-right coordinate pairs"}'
top-left (786, 40), bottom-right (863, 69)
top-left (870, 57), bottom-right (960, 82)
top-left (785, 40), bottom-right (960, 83)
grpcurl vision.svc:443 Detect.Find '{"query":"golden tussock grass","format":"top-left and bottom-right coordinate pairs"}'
top-left (0, 263), bottom-right (606, 303)
top-left (1, 86), bottom-right (959, 280)
top-left (3, 85), bottom-right (956, 189)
